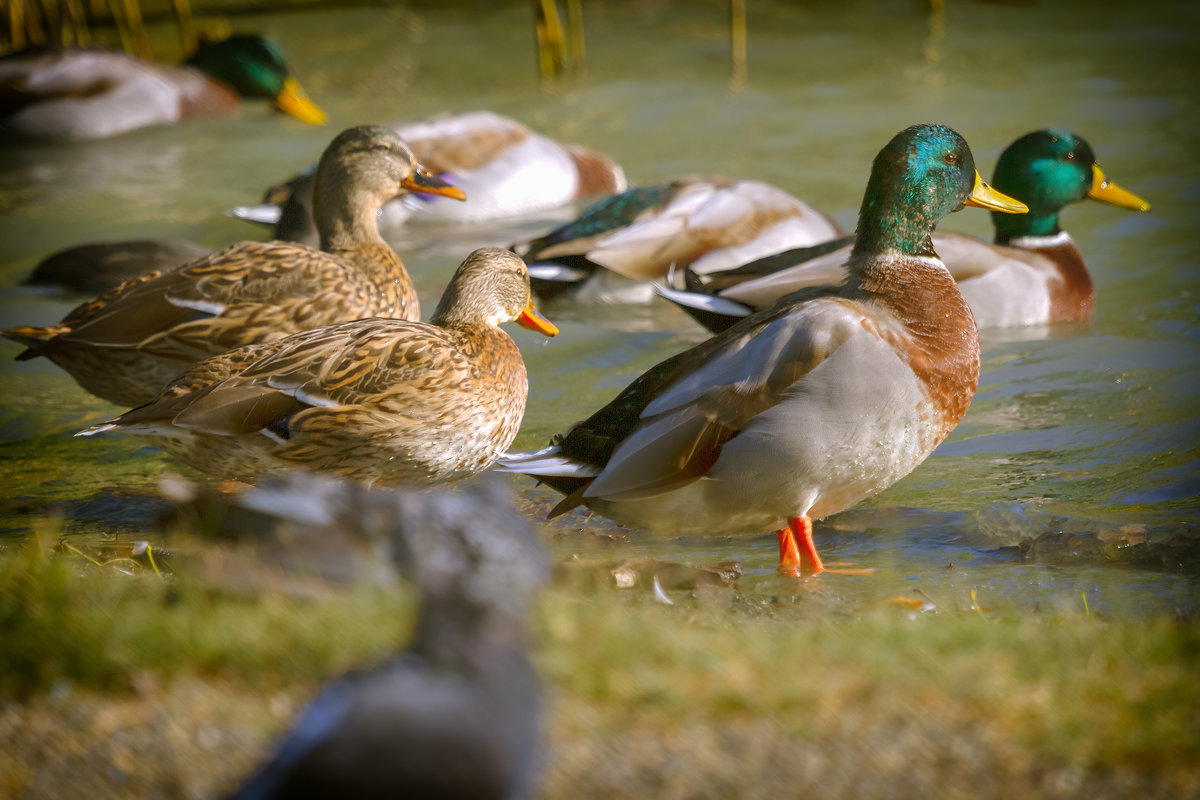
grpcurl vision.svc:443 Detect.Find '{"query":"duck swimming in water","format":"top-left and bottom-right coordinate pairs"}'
top-left (661, 129), bottom-right (1149, 333)
top-left (0, 34), bottom-right (325, 141)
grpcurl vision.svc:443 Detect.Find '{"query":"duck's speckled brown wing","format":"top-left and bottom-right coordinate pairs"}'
top-left (157, 319), bottom-right (475, 438)
top-left (144, 318), bottom-right (518, 484)
top-left (55, 241), bottom-right (380, 363)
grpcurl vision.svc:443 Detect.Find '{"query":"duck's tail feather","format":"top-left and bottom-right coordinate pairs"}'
top-left (652, 284), bottom-right (749, 334)
top-left (495, 446), bottom-right (600, 478)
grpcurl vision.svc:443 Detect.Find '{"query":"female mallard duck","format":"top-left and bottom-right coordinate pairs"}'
top-left (509, 176), bottom-right (843, 305)
top-left (0, 35), bottom-right (325, 141)
top-left (499, 124), bottom-right (1027, 576)
top-left (232, 110), bottom-right (628, 245)
top-left (219, 476), bottom-right (546, 800)
top-left (78, 248), bottom-right (558, 487)
top-left (661, 129), bottom-right (1149, 333)
top-left (2, 125), bottom-right (465, 407)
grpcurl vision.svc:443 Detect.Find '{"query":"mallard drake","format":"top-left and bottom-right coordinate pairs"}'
top-left (509, 176), bottom-right (843, 305)
top-left (215, 475), bottom-right (546, 800)
top-left (0, 35), bottom-right (325, 141)
top-left (498, 124), bottom-right (1027, 576)
top-left (661, 130), bottom-right (1149, 333)
top-left (231, 109), bottom-right (628, 244)
top-left (78, 248), bottom-right (558, 487)
top-left (3, 125), bottom-right (465, 407)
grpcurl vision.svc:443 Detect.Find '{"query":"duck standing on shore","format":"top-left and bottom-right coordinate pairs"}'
top-left (500, 124), bottom-right (1027, 576)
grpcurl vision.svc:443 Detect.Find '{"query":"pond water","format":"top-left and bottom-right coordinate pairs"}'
top-left (1, 0), bottom-right (1197, 619)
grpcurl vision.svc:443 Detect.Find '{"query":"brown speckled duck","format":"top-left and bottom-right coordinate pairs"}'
top-left (78, 248), bottom-right (558, 487)
top-left (2, 125), bottom-right (465, 407)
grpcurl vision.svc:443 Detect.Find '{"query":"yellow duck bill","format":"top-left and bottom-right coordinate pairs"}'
top-left (274, 78), bottom-right (327, 125)
top-left (964, 171), bottom-right (1028, 214)
top-left (1088, 165), bottom-right (1151, 211)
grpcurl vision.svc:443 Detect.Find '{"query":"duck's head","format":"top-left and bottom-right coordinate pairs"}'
top-left (990, 129), bottom-right (1151, 242)
top-left (432, 248), bottom-right (559, 336)
top-left (854, 123), bottom-right (1027, 258)
top-left (313, 126), bottom-right (467, 242)
top-left (184, 34), bottom-right (326, 124)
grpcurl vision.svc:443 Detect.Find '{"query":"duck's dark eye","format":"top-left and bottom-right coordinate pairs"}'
top-left (374, 143), bottom-right (391, 152)
top-left (944, 151), bottom-right (958, 165)
top-left (1065, 151), bottom-right (1075, 160)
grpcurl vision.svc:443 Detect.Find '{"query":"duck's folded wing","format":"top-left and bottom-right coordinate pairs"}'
top-left (517, 182), bottom-right (682, 261)
top-left (575, 299), bottom-right (864, 502)
top-left (63, 242), bottom-right (359, 361)
top-left (170, 321), bottom-right (464, 437)
top-left (718, 245), bottom-right (853, 309)
top-left (585, 180), bottom-right (734, 279)
top-left (104, 325), bottom-right (364, 437)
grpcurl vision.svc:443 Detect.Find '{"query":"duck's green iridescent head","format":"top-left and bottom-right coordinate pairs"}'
top-left (184, 35), bottom-right (326, 125)
top-left (990, 129), bottom-right (1150, 242)
top-left (854, 123), bottom-right (1026, 258)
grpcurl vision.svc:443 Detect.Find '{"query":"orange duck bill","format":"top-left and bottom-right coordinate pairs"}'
top-left (402, 168), bottom-right (469, 201)
top-left (517, 300), bottom-right (558, 336)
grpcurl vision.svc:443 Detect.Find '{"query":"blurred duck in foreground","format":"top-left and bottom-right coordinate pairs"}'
top-left (512, 176), bottom-right (843, 305)
top-left (79, 249), bottom-right (557, 487)
top-left (499, 124), bottom-right (1027, 576)
top-left (233, 110), bottom-right (629, 246)
top-left (216, 475), bottom-right (547, 800)
top-left (0, 35), bottom-right (325, 141)
top-left (661, 130), bottom-right (1150, 333)
top-left (3, 126), bottom-right (464, 407)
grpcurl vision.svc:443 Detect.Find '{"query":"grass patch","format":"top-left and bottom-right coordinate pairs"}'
top-left (0, 530), bottom-right (1197, 798)
top-left (0, 525), bottom-right (412, 697)
top-left (539, 592), bottom-right (1200, 762)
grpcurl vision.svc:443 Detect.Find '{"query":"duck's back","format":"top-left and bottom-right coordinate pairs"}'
top-left (0, 50), bottom-right (236, 140)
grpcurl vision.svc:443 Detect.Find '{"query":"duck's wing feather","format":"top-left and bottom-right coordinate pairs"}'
top-left (719, 244), bottom-right (854, 309)
top-left (134, 321), bottom-right (466, 438)
top-left (56, 242), bottom-right (371, 362)
top-left (688, 235), bottom-right (856, 291)
top-left (558, 295), bottom-right (864, 503)
top-left (515, 182), bottom-right (686, 261)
